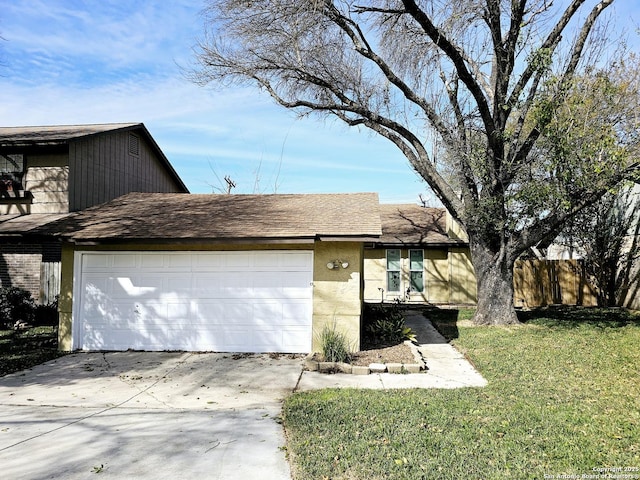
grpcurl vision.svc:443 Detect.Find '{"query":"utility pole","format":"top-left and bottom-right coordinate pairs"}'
top-left (224, 175), bottom-right (236, 194)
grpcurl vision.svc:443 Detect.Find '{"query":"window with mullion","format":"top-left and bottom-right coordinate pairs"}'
top-left (386, 249), bottom-right (401, 292)
top-left (409, 249), bottom-right (424, 293)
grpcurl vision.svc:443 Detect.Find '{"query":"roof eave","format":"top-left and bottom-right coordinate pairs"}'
top-left (66, 236), bottom-right (319, 246)
top-left (371, 240), bottom-right (469, 248)
top-left (317, 235), bottom-right (381, 242)
top-left (66, 234), bottom-right (382, 245)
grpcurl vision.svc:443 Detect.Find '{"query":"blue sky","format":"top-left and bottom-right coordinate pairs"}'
top-left (0, 1), bottom-right (638, 204)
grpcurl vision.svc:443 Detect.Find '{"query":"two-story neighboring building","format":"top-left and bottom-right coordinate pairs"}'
top-left (0, 123), bottom-right (188, 303)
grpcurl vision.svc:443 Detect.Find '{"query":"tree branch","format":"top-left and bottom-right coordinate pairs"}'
top-left (516, 161), bottom-right (639, 252)
top-left (400, 0), bottom-right (497, 138)
top-left (251, 72), bottom-right (466, 217)
top-left (509, 0), bottom-right (615, 175)
top-left (322, 1), bottom-right (459, 151)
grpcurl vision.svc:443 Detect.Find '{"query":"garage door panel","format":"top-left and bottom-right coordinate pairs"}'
top-left (282, 302), bottom-right (312, 320)
top-left (83, 254), bottom-right (112, 269)
top-left (252, 302), bottom-right (282, 321)
top-left (225, 272), bottom-right (250, 291)
top-left (280, 252), bottom-right (314, 268)
top-left (140, 255), bottom-right (165, 268)
top-left (113, 255), bottom-right (136, 269)
top-left (223, 328), bottom-right (253, 350)
top-left (253, 272), bottom-right (280, 289)
top-left (83, 276), bottom-right (113, 294)
top-left (192, 301), bottom-right (226, 321)
top-left (194, 301), bottom-right (252, 325)
top-left (110, 276), bottom-right (163, 298)
top-left (253, 253), bottom-right (280, 268)
top-left (253, 328), bottom-right (282, 349)
top-left (82, 281), bottom-right (115, 315)
top-left (166, 302), bottom-right (192, 320)
top-left (166, 276), bottom-right (193, 294)
top-left (282, 327), bottom-right (312, 349)
top-left (137, 302), bottom-right (170, 322)
top-left (76, 251), bottom-right (313, 352)
top-left (281, 272), bottom-right (313, 294)
top-left (225, 253), bottom-right (251, 267)
top-left (192, 275), bottom-right (224, 296)
top-left (192, 254), bottom-right (225, 270)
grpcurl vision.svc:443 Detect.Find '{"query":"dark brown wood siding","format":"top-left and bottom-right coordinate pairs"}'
top-left (68, 130), bottom-right (184, 211)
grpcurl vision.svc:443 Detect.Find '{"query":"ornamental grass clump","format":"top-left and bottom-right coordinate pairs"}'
top-left (319, 324), bottom-right (352, 363)
top-left (363, 304), bottom-right (416, 347)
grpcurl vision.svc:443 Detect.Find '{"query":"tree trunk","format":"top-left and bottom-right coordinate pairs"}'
top-left (470, 243), bottom-right (520, 326)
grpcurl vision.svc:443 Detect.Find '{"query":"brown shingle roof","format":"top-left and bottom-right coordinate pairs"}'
top-left (40, 192), bottom-right (382, 242)
top-left (0, 123), bottom-right (141, 147)
top-left (378, 204), bottom-right (464, 246)
top-left (0, 214), bottom-right (71, 235)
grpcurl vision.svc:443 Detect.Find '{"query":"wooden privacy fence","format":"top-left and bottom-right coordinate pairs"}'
top-left (40, 261), bottom-right (60, 305)
top-left (514, 259), bottom-right (597, 308)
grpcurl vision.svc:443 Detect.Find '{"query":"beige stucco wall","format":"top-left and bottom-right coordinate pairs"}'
top-left (363, 249), bottom-right (386, 303)
top-left (425, 249), bottom-right (451, 303)
top-left (363, 247), bottom-right (478, 305)
top-left (449, 247), bottom-right (478, 304)
top-left (446, 213), bottom-right (469, 241)
top-left (312, 241), bottom-right (363, 352)
top-left (58, 241), bottom-right (364, 352)
top-left (58, 243), bottom-right (75, 351)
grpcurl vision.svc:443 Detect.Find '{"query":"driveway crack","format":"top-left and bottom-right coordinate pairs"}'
top-left (0, 353), bottom-right (193, 452)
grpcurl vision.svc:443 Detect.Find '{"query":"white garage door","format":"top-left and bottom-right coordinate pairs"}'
top-left (73, 251), bottom-right (313, 353)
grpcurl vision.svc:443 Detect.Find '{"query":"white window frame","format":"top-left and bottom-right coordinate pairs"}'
top-left (409, 249), bottom-right (424, 293)
top-left (386, 249), bottom-right (401, 292)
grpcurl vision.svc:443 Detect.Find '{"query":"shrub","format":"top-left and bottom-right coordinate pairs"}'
top-left (319, 324), bottom-right (352, 363)
top-left (363, 304), bottom-right (416, 346)
top-left (0, 287), bottom-right (35, 328)
top-left (34, 297), bottom-right (59, 327)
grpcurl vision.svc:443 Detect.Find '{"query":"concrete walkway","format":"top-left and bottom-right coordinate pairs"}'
top-left (296, 311), bottom-right (487, 390)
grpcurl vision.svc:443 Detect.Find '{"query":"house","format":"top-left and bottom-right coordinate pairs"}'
top-left (363, 204), bottom-right (604, 308)
top-left (364, 204), bottom-right (477, 305)
top-left (0, 123), bottom-right (188, 303)
top-left (621, 181), bottom-right (640, 310)
top-left (35, 192), bottom-right (382, 353)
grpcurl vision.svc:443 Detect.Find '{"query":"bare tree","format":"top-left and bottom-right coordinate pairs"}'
top-left (192, 0), bottom-right (639, 325)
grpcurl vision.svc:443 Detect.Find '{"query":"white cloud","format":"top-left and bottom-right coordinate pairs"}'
top-left (0, 0), bottom-right (431, 204)
top-left (1, 0), bottom-right (199, 81)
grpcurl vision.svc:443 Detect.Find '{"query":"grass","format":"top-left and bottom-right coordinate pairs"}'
top-left (283, 308), bottom-right (640, 479)
top-left (0, 326), bottom-right (64, 377)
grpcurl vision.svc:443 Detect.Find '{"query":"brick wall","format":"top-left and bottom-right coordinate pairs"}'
top-left (0, 242), bottom-right (62, 303)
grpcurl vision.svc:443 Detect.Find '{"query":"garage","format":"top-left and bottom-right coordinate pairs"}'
top-left (51, 192), bottom-right (381, 353)
top-left (73, 251), bottom-right (313, 352)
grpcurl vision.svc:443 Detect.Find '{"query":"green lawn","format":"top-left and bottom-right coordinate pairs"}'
top-left (283, 308), bottom-right (640, 479)
top-left (0, 326), bottom-right (64, 377)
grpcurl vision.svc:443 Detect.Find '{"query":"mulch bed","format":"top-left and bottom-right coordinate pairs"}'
top-left (309, 341), bottom-right (417, 366)
top-left (349, 342), bottom-right (416, 366)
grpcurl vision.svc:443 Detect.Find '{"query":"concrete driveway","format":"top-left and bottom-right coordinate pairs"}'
top-left (0, 352), bottom-right (303, 480)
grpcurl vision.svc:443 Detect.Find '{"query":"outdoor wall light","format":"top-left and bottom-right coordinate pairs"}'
top-left (326, 259), bottom-right (349, 270)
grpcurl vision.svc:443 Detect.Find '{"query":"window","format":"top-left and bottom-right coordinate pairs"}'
top-left (409, 249), bottom-right (424, 293)
top-left (386, 249), bottom-right (401, 292)
top-left (0, 154), bottom-right (24, 191)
